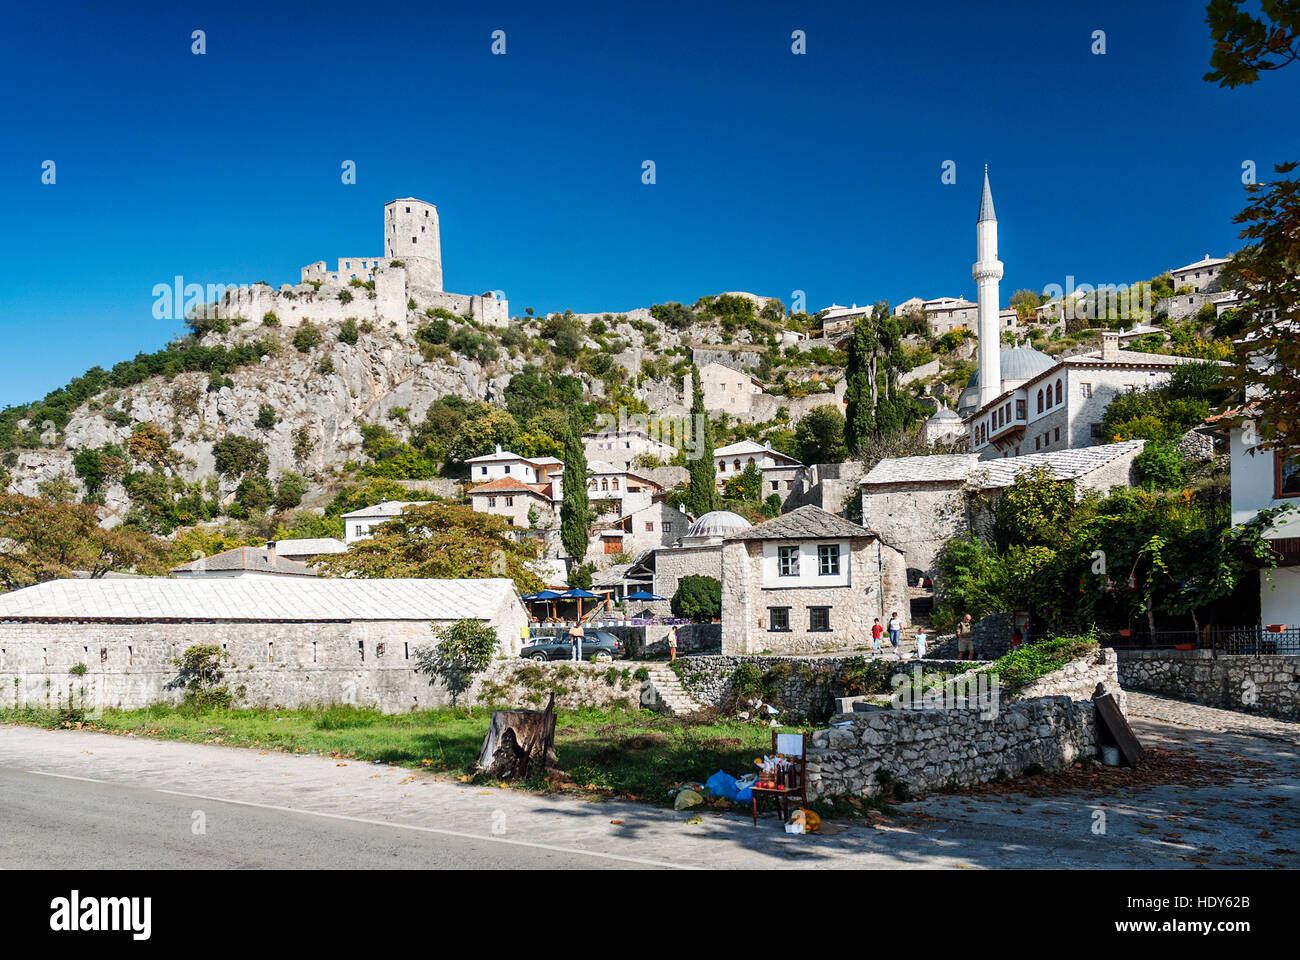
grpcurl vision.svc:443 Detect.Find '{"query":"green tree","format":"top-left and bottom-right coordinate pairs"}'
top-left (722, 461), bottom-right (763, 501)
top-left (671, 574), bottom-right (722, 622)
top-left (255, 403), bottom-right (277, 430)
top-left (338, 318), bottom-right (360, 345)
top-left (1133, 442), bottom-right (1189, 489)
top-left (794, 404), bottom-right (848, 464)
top-left (560, 425), bottom-right (592, 565)
top-left (684, 367), bottom-right (719, 517)
top-left (212, 435), bottom-right (269, 478)
top-left (413, 619), bottom-right (498, 713)
top-left (317, 501), bottom-right (543, 594)
top-left (1204, 0), bottom-right (1300, 462)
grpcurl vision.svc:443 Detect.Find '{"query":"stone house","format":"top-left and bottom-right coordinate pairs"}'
top-left (464, 446), bottom-right (564, 489)
top-left (1168, 254), bottom-right (1230, 294)
top-left (467, 476), bottom-right (555, 527)
top-left (859, 440), bottom-right (1146, 580)
top-left (341, 500), bottom-right (427, 544)
top-left (581, 427), bottom-right (678, 470)
top-left (714, 439), bottom-right (804, 494)
top-left (961, 333), bottom-right (1220, 459)
top-left (720, 505), bottom-right (909, 655)
top-left (588, 501), bottom-right (688, 560)
top-left (584, 462), bottom-right (664, 518)
top-left (699, 361), bottom-right (764, 414)
top-left (0, 577), bottom-right (530, 712)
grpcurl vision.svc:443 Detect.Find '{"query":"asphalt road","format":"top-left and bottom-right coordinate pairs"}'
top-left (0, 766), bottom-right (646, 870)
top-left (1, 694), bottom-right (1296, 870)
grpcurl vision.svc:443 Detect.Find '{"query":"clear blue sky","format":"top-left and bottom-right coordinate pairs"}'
top-left (2, 0), bottom-right (1296, 407)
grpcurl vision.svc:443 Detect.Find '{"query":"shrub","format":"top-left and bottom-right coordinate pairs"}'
top-left (338, 290), bottom-right (353, 305)
top-left (255, 403), bottom-right (277, 430)
top-left (671, 574), bottom-right (721, 622)
top-left (262, 311), bottom-right (280, 327)
top-left (293, 321), bottom-right (322, 352)
top-left (1134, 441), bottom-right (1189, 489)
top-left (338, 318), bottom-right (359, 345)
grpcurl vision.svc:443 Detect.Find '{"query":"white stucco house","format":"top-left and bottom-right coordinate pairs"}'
top-left (1225, 418), bottom-right (1300, 629)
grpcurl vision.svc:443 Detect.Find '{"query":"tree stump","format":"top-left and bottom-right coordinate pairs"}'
top-left (476, 692), bottom-right (558, 780)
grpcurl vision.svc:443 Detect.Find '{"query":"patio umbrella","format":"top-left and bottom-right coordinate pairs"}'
top-left (624, 590), bottom-right (666, 601)
top-left (561, 588), bottom-right (600, 621)
top-left (526, 589), bottom-right (564, 621)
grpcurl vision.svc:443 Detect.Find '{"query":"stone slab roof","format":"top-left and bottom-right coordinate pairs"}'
top-left (968, 441), bottom-right (1145, 488)
top-left (860, 454), bottom-right (982, 486)
top-left (0, 577), bottom-right (521, 623)
top-left (340, 500), bottom-right (426, 520)
top-left (171, 547), bottom-right (317, 577)
top-left (726, 505), bottom-right (875, 541)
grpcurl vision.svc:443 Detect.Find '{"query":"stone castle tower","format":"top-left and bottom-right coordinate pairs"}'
top-left (973, 167), bottom-right (1003, 409)
top-left (384, 198), bottom-right (442, 291)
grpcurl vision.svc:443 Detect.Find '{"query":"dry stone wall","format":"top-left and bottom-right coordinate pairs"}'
top-left (806, 697), bottom-right (1098, 799)
top-left (1118, 650), bottom-right (1299, 720)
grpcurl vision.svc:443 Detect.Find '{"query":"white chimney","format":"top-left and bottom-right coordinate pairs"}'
top-left (265, 540), bottom-right (277, 565)
top-left (1100, 330), bottom-right (1120, 361)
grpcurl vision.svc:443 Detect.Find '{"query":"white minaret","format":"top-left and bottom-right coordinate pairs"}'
top-left (973, 167), bottom-right (1003, 409)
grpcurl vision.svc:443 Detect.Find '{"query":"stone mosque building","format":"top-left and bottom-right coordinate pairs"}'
top-left (957, 170), bottom-right (1208, 460)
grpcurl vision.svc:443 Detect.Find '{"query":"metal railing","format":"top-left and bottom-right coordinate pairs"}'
top-left (1104, 626), bottom-right (1300, 655)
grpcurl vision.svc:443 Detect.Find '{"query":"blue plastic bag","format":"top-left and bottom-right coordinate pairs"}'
top-left (704, 769), bottom-right (739, 801)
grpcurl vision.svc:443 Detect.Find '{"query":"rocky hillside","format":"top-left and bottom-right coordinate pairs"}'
top-left (0, 288), bottom-right (803, 532)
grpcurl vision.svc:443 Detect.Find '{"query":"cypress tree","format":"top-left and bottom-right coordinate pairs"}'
top-left (684, 366), bottom-right (719, 517)
top-left (559, 425), bottom-right (591, 565)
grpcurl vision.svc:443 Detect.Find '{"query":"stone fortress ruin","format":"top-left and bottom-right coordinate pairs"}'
top-left (217, 197), bottom-right (508, 335)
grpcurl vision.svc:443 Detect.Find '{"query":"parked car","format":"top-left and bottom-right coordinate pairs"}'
top-left (520, 631), bottom-right (625, 662)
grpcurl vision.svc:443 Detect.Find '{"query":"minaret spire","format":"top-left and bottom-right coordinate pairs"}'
top-left (973, 166), bottom-right (1004, 410)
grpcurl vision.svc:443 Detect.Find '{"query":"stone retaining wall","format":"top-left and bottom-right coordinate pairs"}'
top-left (674, 655), bottom-right (974, 722)
top-left (1018, 647), bottom-right (1126, 714)
top-left (806, 697), bottom-right (1098, 799)
top-left (1118, 650), bottom-right (1299, 720)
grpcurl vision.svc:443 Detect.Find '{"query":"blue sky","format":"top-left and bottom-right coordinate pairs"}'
top-left (2, 0), bottom-right (1296, 407)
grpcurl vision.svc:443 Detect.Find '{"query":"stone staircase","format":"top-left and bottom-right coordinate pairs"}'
top-left (641, 663), bottom-right (707, 716)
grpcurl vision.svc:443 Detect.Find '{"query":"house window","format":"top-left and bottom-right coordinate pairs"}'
top-left (505, 496), bottom-right (514, 507)
top-left (481, 466), bottom-right (488, 475)
top-left (1035, 437), bottom-right (1040, 450)
top-left (778, 545), bottom-right (800, 577)
top-left (1090, 422), bottom-right (1104, 438)
top-left (817, 543), bottom-right (841, 576)
top-left (504, 465), bottom-right (511, 473)
top-left (358, 640), bottom-right (365, 661)
top-left (1055, 427), bottom-right (1061, 442)
top-left (611, 478), bottom-right (619, 490)
top-left (1037, 390), bottom-right (1044, 413)
top-left (768, 607), bottom-right (791, 632)
top-left (733, 459), bottom-right (741, 471)
top-left (718, 460), bottom-right (726, 472)
top-left (601, 478), bottom-right (609, 491)
top-left (771, 480), bottom-right (779, 491)
top-left (405, 206), bottom-right (411, 213)
top-left (663, 522), bottom-right (672, 534)
top-left (1015, 399), bottom-right (1026, 420)
top-left (488, 497), bottom-right (497, 508)
top-left (809, 607), bottom-right (831, 632)
top-left (645, 522), bottom-right (654, 532)
top-left (1275, 453), bottom-right (1300, 498)
top-left (1080, 382), bottom-right (1093, 399)
top-left (1055, 380), bottom-right (1063, 405)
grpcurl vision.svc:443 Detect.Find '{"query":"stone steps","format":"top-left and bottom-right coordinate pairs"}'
top-left (642, 663), bottom-right (706, 716)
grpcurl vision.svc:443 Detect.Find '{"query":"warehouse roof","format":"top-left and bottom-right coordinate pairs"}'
top-left (0, 577), bottom-right (522, 623)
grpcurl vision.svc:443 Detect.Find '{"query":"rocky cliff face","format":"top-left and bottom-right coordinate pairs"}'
top-left (8, 314), bottom-right (525, 520)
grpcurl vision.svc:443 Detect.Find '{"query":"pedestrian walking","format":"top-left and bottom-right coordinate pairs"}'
top-left (668, 625), bottom-right (678, 662)
top-left (888, 612), bottom-right (902, 658)
top-left (957, 613), bottom-right (974, 661)
top-left (569, 622), bottom-right (585, 661)
top-left (871, 618), bottom-right (883, 653)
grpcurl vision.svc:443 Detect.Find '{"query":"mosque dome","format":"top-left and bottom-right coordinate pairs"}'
top-left (964, 348), bottom-right (1057, 387)
top-left (928, 405), bottom-right (962, 422)
top-left (685, 511), bottom-right (753, 539)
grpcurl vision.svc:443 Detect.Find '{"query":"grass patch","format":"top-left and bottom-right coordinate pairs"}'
top-left (0, 702), bottom-right (807, 807)
top-left (984, 632), bottom-right (1101, 697)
